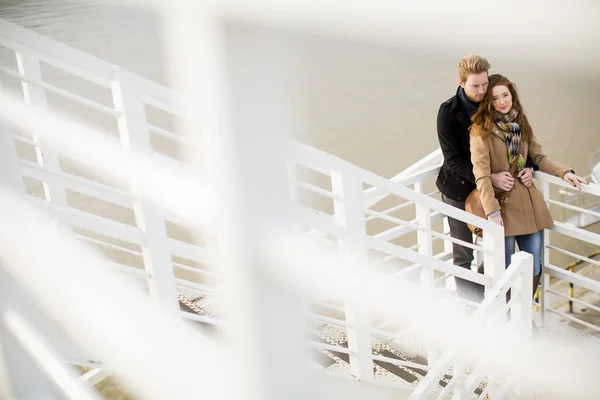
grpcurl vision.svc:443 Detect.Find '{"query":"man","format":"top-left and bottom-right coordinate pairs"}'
top-left (436, 55), bottom-right (535, 302)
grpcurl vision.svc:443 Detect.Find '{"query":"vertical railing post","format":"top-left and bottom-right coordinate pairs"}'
top-left (111, 68), bottom-right (179, 314)
top-left (15, 51), bottom-right (69, 208)
top-left (414, 181), bottom-right (438, 364)
top-left (540, 179), bottom-right (551, 327)
top-left (482, 223), bottom-right (506, 327)
top-left (509, 252), bottom-right (533, 339)
top-left (331, 167), bottom-right (374, 382)
top-left (0, 81), bottom-right (25, 193)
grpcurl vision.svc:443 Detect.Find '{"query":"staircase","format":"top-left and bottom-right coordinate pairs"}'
top-left (1, 18), bottom-right (600, 400)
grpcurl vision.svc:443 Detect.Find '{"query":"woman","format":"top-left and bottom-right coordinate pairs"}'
top-left (469, 74), bottom-right (588, 296)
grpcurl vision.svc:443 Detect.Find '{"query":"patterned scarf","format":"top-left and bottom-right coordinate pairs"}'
top-left (494, 109), bottom-right (525, 173)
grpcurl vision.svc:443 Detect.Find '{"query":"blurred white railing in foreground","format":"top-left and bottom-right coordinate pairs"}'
top-left (0, 15), bottom-right (599, 400)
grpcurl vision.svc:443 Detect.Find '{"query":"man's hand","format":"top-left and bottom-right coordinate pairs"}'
top-left (518, 167), bottom-right (534, 187)
top-left (563, 172), bottom-right (589, 191)
top-left (490, 172), bottom-right (514, 191)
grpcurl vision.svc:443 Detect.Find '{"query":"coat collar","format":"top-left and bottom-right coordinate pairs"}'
top-left (490, 123), bottom-right (505, 140)
top-left (446, 86), bottom-right (463, 113)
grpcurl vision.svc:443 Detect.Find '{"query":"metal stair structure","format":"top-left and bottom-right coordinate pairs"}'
top-left (1, 16), bottom-right (600, 400)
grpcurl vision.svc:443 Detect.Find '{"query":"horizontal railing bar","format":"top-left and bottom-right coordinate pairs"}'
top-left (75, 234), bottom-right (142, 257)
top-left (374, 212), bottom-right (444, 243)
top-left (546, 289), bottom-right (600, 314)
top-left (175, 285), bottom-right (207, 297)
top-left (292, 180), bottom-right (336, 199)
top-left (430, 230), bottom-right (485, 253)
top-left (373, 254), bottom-right (397, 266)
top-left (371, 354), bottom-right (430, 372)
top-left (0, 36), bottom-right (113, 87)
top-left (426, 189), bottom-right (441, 197)
top-left (309, 341), bottom-right (353, 355)
top-left (172, 262), bottom-right (221, 279)
top-left (367, 209), bottom-right (485, 253)
top-left (21, 160), bottom-right (195, 228)
top-left (365, 200), bottom-right (415, 222)
top-left (180, 311), bottom-right (230, 327)
top-left (362, 149), bottom-right (442, 208)
top-left (174, 278), bottom-right (214, 294)
top-left (365, 236), bottom-right (489, 286)
top-left (371, 326), bottom-right (409, 340)
top-left (390, 251), bottom-right (452, 278)
top-left (546, 245), bottom-right (600, 268)
top-left (536, 171), bottom-right (600, 197)
top-left (311, 300), bottom-right (345, 313)
top-left (390, 264), bottom-right (423, 279)
top-left (20, 159), bottom-right (134, 207)
top-left (363, 163), bottom-right (441, 202)
top-left (547, 198), bottom-right (600, 219)
top-left (309, 313), bottom-right (347, 327)
top-left (549, 221), bottom-right (600, 247)
top-left (147, 124), bottom-right (193, 146)
top-left (546, 308), bottom-right (600, 333)
top-left (141, 92), bottom-right (189, 119)
top-left (544, 264), bottom-right (600, 294)
top-left (0, 65), bottom-right (120, 117)
top-left (355, 166), bottom-right (503, 234)
top-left (290, 157), bottom-right (333, 177)
top-left (12, 133), bottom-right (37, 146)
top-left (103, 261), bottom-right (150, 279)
top-left (169, 239), bottom-right (213, 265)
top-left (26, 197), bottom-right (144, 245)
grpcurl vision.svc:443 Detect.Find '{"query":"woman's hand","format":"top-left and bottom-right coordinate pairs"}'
top-left (488, 214), bottom-right (503, 226)
top-left (518, 167), bottom-right (534, 187)
top-left (563, 172), bottom-right (589, 191)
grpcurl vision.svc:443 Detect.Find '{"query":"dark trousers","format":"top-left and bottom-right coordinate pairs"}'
top-left (441, 194), bottom-right (484, 303)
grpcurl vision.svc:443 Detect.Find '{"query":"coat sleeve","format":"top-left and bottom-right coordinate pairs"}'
top-left (528, 133), bottom-right (571, 177)
top-left (437, 107), bottom-right (476, 184)
top-left (470, 133), bottom-right (501, 216)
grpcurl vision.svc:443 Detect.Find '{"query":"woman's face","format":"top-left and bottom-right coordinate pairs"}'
top-left (491, 84), bottom-right (513, 114)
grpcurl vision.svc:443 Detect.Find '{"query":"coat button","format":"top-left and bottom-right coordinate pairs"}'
top-left (457, 196), bottom-right (462, 201)
top-left (461, 180), bottom-right (465, 184)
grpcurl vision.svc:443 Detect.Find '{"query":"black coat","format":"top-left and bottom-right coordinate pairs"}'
top-left (435, 88), bottom-right (476, 202)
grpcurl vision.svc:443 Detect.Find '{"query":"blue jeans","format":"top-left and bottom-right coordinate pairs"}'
top-left (505, 230), bottom-right (543, 276)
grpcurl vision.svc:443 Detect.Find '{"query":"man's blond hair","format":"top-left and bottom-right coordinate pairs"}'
top-left (458, 55), bottom-right (490, 83)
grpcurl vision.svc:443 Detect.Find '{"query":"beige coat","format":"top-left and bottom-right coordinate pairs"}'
top-left (470, 125), bottom-right (571, 237)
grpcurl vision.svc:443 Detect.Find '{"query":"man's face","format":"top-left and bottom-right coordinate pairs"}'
top-left (460, 72), bottom-right (489, 102)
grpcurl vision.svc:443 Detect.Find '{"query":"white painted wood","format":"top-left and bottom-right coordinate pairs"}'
top-left (0, 79), bottom-right (25, 193)
top-left (16, 52), bottom-right (69, 209)
top-left (111, 67), bottom-right (179, 314)
top-left (331, 168), bottom-right (374, 382)
top-left (414, 181), bottom-right (437, 365)
top-left (78, 368), bottom-right (112, 387)
top-left (509, 252), bottom-right (533, 340)
top-left (482, 222), bottom-right (506, 328)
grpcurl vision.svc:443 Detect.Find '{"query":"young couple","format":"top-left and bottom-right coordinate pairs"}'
top-left (436, 55), bottom-right (588, 302)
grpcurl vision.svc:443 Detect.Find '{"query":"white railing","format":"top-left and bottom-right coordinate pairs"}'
top-left (409, 252), bottom-right (533, 400)
top-left (2, 14), bottom-right (598, 399)
top-left (0, 18), bottom-right (220, 323)
top-left (536, 171), bottom-right (600, 334)
top-left (289, 143), bottom-right (508, 382)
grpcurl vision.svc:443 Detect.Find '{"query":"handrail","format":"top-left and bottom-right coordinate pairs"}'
top-left (0, 18), bottom-right (190, 118)
top-left (535, 170), bottom-right (600, 197)
top-left (409, 252), bottom-right (533, 400)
